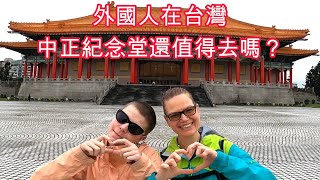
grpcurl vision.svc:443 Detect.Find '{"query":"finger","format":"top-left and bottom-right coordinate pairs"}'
top-left (197, 146), bottom-right (211, 158)
top-left (81, 143), bottom-right (94, 155)
top-left (170, 153), bottom-right (182, 162)
top-left (161, 163), bottom-right (170, 169)
top-left (95, 135), bottom-right (109, 144)
top-left (186, 143), bottom-right (200, 156)
top-left (99, 144), bottom-right (106, 154)
top-left (91, 139), bottom-right (106, 154)
top-left (187, 142), bottom-right (201, 150)
top-left (111, 138), bottom-right (131, 147)
top-left (166, 159), bottom-right (178, 168)
top-left (200, 150), bottom-right (209, 157)
top-left (174, 149), bottom-right (188, 154)
top-left (165, 152), bottom-right (180, 163)
top-left (179, 168), bottom-right (194, 175)
top-left (174, 149), bottom-right (188, 158)
top-left (92, 139), bottom-right (106, 148)
top-left (123, 149), bottom-right (138, 159)
top-left (126, 153), bottom-right (140, 162)
top-left (114, 145), bottom-right (136, 156)
top-left (104, 148), bottom-right (114, 154)
top-left (104, 135), bottom-right (113, 145)
top-left (195, 145), bottom-right (204, 157)
top-left (87, 141), bottom-right (101, 156)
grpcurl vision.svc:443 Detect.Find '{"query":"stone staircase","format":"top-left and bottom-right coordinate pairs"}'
top-left (100, 85), bottom-right (212, 107)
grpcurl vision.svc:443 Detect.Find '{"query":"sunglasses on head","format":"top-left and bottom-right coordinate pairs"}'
top-left (116, 109), bottom-right (145, 135)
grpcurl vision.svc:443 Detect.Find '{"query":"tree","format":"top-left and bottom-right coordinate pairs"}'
top-left (305, 61), bottom-right (320, 97)
top-left (0, 61), bottom-right (12, 81)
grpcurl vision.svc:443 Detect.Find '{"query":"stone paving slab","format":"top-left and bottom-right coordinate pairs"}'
top-left (0, 101), bottom-right (319, 179)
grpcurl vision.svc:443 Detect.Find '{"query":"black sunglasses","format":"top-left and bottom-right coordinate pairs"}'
top-left (116, 109), bottom-right (145, 135)
top-left (165, 104), bottom-right (198, 122)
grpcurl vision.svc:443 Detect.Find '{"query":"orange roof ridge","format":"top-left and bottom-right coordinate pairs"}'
top-left (277, 46), bottom-right (319, 56)
top-left (0, 40), bottom-right (36, 43)
top-left (0, 41), bottom-right (37, 48)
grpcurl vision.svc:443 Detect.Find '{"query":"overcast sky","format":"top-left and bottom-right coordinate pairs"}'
top-left (0, 0), bottom-right (319, 87)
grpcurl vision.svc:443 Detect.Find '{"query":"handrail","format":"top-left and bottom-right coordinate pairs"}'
top-left (200, 80), bottom-right (290, 88)
top-left (23, 77), bottom-right (117, 83)
top-left (97, 79), bottom-right (117, 105)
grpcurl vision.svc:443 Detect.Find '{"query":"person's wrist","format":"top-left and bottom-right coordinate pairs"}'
top-left (155, 173), bottom-right (167, 180)
top-left (155, 170), bottom-right (169, 180)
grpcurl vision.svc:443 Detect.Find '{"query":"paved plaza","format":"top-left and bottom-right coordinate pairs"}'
top-left (0, 101), bottom-right (319, 179)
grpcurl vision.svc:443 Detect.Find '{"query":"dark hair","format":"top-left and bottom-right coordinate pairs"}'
top-left (124, 101), bottom-right (156, 134)
top-left (162, 87), bottom-right (194, 114)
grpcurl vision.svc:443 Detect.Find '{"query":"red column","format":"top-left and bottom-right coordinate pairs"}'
top-left (24, 61), bottom-right (27, 78)
top-left (38, 63), bottom-right (42, 78)
top-left (255, 67), bottom-right (258, 83)
top-left (210, 57), bottom-right (215, 81)
top-left (205, 60), bottom-right (209, 81)
top-left (250, 63), bottom-right (254, 82)
top-left (228, 61), bottom-right (232, 83)
top-left (104, 58), bottom-right (109, 78)
top-left (60, 63), bottom-right (64, 79)
top-left (290, 67), bottom-right (293, 89)
top-left (46, 62), bottom-right (51, 78)
top-left (130, 58), bottom-right (136, 84)
top-left (135, 59), bottom-right (138, 83)
top-left (63, 60), bottom-right (68, 78)
top-left (78, 57), bottom-right (83, 79)
top-left (181, 63), bottom-right (184, 84)
top-left (30, 64), bottom-right (33, 78)
top-left (111, 60), bottom-right (115, 79)
top-left (183, 58), bottom-right (189, 85)
top-left (260, 59), bottom-right (265, 84)
top-left (235, 58), bottom-right (240, 83)
top-left (268, 68), bottom-right (271, 83)
top-left (284, 69), bottom-right (287, 84)
top-left (276, 70), bottom-right (279, 84)
top-left (87, 59), bottom-right (91, 79)
top-left (280, 68), bottom-right (283, 84)
top-left (52, 53), bottom-right (57, 79)
top-left (33, 62), bottom-right (37, 78)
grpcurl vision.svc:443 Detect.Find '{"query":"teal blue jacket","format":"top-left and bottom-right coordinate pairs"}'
top-left (148, 126), bottom-right (277, 180)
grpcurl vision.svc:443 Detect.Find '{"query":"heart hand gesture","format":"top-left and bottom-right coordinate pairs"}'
top-left (80, 135), bottom-right (112, 157)
top-left (156, 150), bottom-right (194, 180)
top-left (156, 142), bottom-right (218, 180)
top-left (187, 142), bottom-right (217, 174)
top-left (109, 138), bottom-right (142, 164)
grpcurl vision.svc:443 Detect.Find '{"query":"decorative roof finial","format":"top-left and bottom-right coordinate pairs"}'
top-left (108, 1), bottom-right (115, 7)
top-left (272, 25), bottom-right (276, 28)
top-left (46, 19), bottom-right (50, 23)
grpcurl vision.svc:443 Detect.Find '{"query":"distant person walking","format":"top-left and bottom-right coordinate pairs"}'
top-left (28, 94), bottom-right (31, 102)
top-left (95, 95), bottom-right (98, 103)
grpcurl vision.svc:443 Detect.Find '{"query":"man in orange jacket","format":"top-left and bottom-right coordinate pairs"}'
top-left (30, 101), bottom-right (162, 180)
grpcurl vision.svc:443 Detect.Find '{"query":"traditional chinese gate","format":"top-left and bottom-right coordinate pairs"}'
top-left (138, 61), bottom-right (181, 85)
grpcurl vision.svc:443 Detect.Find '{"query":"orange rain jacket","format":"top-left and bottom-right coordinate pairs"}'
top-left (30, 144), bottom-right (162, 180)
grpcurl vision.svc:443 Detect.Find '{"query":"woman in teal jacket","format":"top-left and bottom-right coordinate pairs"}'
top-left (148, 87), bottom-right (276, 180)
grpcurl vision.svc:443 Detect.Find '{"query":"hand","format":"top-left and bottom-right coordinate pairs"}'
top-left (156, 150), bottom-right (194, 180)
top-left (187, 142), bottom-right (217, 173)
top-left (80, 134), bottom-right (111, 157)
top-left (109, 138), bottom-right (142, 164)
